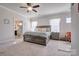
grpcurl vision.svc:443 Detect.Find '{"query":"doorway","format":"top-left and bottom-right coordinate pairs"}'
top-left (14, 19), bottom-right (23, 39)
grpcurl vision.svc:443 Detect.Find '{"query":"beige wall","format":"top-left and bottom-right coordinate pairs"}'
top-left (0, 5), bottom-right (30, 46)
top-left (31, 12), bottom-right (71, 36)
top-left (71, 3), bottom-right (79, 55)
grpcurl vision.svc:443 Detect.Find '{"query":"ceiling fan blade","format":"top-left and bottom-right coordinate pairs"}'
top-left (33, 5), bottom-right (40, 8)
top-left (20, 6), bottom-right (27, 8)
top-left (32, 9), bottom-right (37, 12)
top-left (27, 3), bottom-right (31, 6)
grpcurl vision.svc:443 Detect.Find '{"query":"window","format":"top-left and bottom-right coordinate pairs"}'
top-left (66, 17), bottom-right (71, 23)
top-left (31, 21), bottom-right (37, 31)
top-left (50, 18), bottom-right (60, 32)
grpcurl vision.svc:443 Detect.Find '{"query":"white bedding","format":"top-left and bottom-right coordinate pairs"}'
top-left (24, 32), bottom-right (51, 39)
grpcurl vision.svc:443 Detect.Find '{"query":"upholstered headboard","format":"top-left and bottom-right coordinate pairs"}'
top-left (36, 25), bottom-right (51, 32)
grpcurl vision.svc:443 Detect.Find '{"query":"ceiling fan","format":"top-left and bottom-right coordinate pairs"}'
top-left (20, 3), bottom-right (40, 13)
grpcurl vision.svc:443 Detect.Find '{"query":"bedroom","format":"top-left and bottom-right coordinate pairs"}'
top-left (23, 3), bottom-right (71, 46)
top-left (0, 3), bottom-right (71, 56)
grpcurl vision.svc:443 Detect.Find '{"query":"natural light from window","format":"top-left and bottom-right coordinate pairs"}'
top-left (66, 17), bottom-right (71, 23)
top-left (31, 21), bottom-right (37, 31)
top-left (50, 18), bottom-right (61, 32)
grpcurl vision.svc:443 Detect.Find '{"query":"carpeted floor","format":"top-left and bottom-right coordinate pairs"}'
top-left (0, 39), bottom-right (71, 56)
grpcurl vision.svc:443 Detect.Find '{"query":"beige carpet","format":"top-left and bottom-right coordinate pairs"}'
top-left (0, 39), bottom-right (71, 56)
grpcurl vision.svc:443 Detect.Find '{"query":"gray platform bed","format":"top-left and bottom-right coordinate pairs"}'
top-left (23, 32), bottom-right (50, 46)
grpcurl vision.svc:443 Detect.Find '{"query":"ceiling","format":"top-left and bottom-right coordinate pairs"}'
top-left (0, 3), bottom-right (71, 18)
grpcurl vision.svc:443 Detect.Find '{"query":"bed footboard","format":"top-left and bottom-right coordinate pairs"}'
top-left (23, 34), bottom-right (48, 46)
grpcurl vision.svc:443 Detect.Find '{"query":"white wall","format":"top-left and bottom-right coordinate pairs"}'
top-left (71, 3), bottom-right (79, 55)
top-left (0, 5), bottom-right (30, 46)
top-left (31, 12), bottom-right (71, 36)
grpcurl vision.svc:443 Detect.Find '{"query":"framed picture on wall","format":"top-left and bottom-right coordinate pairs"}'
top-left (4, 18), bottom-right (10, 24)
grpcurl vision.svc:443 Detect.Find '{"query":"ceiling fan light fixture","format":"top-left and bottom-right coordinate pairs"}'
top-left (27, 7), bottom-right (32, 11)
top-left (20, 3), bottom-right (40, 13)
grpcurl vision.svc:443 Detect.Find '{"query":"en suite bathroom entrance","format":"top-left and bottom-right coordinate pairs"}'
top-left (14, 17), bottom-right (23, 39)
